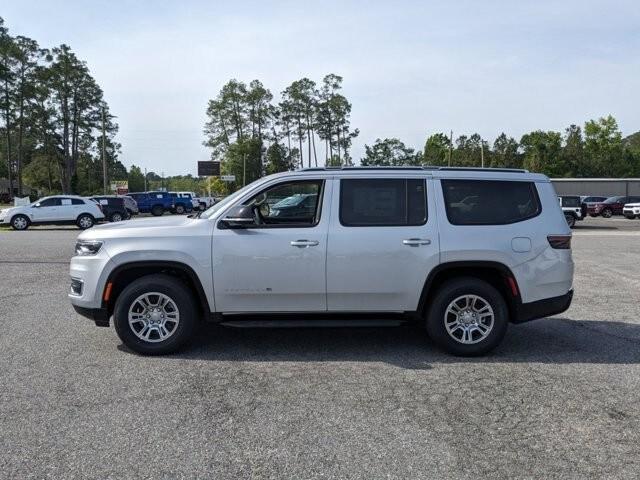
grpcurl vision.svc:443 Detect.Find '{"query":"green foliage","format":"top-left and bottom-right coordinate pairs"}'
top-left (423, 133), bottom-right (451, 166)
top-left (222, 138), bottom-right (263, 189)
top-left (0, 17), bottom-right (118, 196)
top-left (265, 142), bottom-right (296, 175)
top-left (519, 131), bottom-right (562, 175)
top-left (128, 165), bottom-right (145, 192)
top-left (361, 138), bottom-right (419, 166)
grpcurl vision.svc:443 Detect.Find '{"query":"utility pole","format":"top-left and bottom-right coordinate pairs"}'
top-left (480, 138), bottom-right (485, 168)
top-left (243, 154), bottom-right (247, 186)
top-left (448, 130), bottom-right (453, 167)
top-left (144, 168), bottom-right (147, 191)
top-left (101, 105), bottom-right (107, 194)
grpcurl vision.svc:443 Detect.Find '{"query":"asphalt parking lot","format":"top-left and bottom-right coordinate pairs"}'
top-left (1, 216), bottom-right (639, 479)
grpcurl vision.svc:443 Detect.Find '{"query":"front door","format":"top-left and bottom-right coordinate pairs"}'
top-left (326, 176), bottom-right (440, 311)
top-left (212, 178), bottom-right (331, 313)
top-left (31, 197), bottom-right (61, 222)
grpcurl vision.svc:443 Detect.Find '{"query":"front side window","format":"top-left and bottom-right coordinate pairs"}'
top-left (241, 180), bottom-right (323, 227)
top-left (442, 179), bottom-right (541, 225)
top-left (340, 178), bottom-right (427, 227)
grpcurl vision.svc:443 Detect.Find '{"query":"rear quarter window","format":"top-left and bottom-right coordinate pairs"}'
top-left (441, 179), bottom-right (541, 225)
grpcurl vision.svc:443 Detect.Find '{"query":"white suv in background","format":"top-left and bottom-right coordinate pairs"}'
top-left (623, 202), bottom-right (640, 219)
top-left (1, 195), bottom-right (104, 230)
top-left (69, 167), bottom-right (574, 356)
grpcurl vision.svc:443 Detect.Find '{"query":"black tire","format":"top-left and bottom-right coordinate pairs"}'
top-left (601, 208), bottom-right (613, 218)
top-left (624, 214), bottom-right (636, 220)
top-left (113, 274), bottom-right (198, 355)
top-left (76, 214), bottom-right (95, 229)
top-left (10, 214), bottom-right (30, 231)
top-left (564, 213), bottom-right (576, 228)
top-left (110, 212), bottom-right (124, 222)
top-left (125, 208), bottom-right (133, 219)
top-left (425, 277), bottom-right (509, 356)
top-left (151, 205), bottom-right (164, 216)
top-left (175, 204), bottom-right (185, 214)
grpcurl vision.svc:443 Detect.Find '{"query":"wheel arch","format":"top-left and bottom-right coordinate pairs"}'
top-left (417, 261), bottom-right (521, 322)
top-left (10, 213), bottom-right (31, 226)
top-left (103, 261), bottom-right (210, 319)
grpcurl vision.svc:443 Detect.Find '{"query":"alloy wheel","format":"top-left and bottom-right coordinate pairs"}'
top-left (444, 294), bottom-right (495, 344)
top-left (128, 292), bottom-right (180, 343)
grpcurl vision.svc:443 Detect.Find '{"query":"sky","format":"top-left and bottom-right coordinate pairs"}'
top-left (3, 0), bottom-right (640, 176)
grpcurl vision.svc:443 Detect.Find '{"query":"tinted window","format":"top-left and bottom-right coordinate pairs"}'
top-left (340, 178), bottom-right (427, 227)
top-left (39, 198), bottom-right (61, 207)
top-left (628, 196), bottom-right (640, 203)
top-left (562, 197), bottom-right (580, 207)
top-left (71, 198), bottom-right (84, 205)
top-left (442, 180), bottom-right (540, 225)
top-left (604, 196), bottom-right (624, 204)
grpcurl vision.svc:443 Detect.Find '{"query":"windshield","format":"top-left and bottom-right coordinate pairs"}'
top-left (199, 180), bottom-right (261, 219)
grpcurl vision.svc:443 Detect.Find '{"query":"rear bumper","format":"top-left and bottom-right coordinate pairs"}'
top-left (72, 304), bottom-right (110, 327)
top-left (512, 289), bottom-right (573, 324)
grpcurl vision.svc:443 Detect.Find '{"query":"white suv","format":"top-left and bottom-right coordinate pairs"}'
top-left (1, 195), bottom-right (105, 230)
top-left (69, 167), bottom-right (574, 356)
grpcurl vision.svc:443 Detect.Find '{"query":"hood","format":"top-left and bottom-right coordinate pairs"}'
top-left (625, 203), bottom-right (640, 207)
top-left (78, 215), bottom-right (205, 240)
top-left (0, 206), bottom-right (20, 216)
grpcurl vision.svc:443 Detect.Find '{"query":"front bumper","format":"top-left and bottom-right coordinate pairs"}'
top-left (72, 304), bottom-right (110, 327)
top-left (512, 289), bottom-right (573, 324)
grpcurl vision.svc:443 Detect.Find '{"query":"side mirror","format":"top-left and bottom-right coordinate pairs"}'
top-left (219, 205), bottom-right (255, 229)
top-left (32, 203), bottom-right (41, 208)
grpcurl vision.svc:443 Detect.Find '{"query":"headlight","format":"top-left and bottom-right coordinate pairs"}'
top-left (75, 240), bottom-right (103, 256)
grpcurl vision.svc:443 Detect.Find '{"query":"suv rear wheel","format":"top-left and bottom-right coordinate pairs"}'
top-left (425, 277), bottom-right (508, 356)
top-left (175, 204), bottom-right (185, 214)
top-left (77, 214), bottom-right (95, 229)
top-left (151, 205), bottom-right (164, 216)
top-left (110, 212), bottom-right (123, 222)
top-left (11, 214), bottom-right (30, 230)
top-left (113, 274), bottom-right (197, 355)
top-left (601, 208), bottom-right (613, 218)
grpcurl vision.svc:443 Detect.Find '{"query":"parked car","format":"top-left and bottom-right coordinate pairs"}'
top-left (1, 195), bottom-right (104, 230)
top-left (199, 196), bottom-right (217, 209)
top-left (89, 196), bottom-right (129, 222)
top-left (558, 196), bottom-right (583, 228)
top-left (119, 195), bottom-right (139, 217)
top-left (588, 196), bottom-right (640, 217)
top-left (176, 191), bottom-right (203, 210)
top-left (69, 166), bottom-right (573, 357)
top-left (128, 191), bottom-right (175, 216)
top-left (270, 193), bottom-right (318, 218)
top-left (168, 192), bottom-right (194, 214)
top-left (623, 202), bottom-right (640, 219)
top-left (580, 196), bottom-right (607, 218)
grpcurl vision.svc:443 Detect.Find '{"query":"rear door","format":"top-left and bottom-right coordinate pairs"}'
top-left (326, 176), bottom-right (440, 311)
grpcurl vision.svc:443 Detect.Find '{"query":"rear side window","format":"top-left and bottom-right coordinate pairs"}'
top-left (340, 178), bottom-right (427, 227)
top-left (71, 198), bottom-right (84, 205)
top-left (562, 197), bottom-right (580, 208)
top-left (441, 180), bottom-right (541, 225)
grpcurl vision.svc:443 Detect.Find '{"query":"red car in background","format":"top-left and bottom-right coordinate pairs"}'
top-left (588, 196), bottom-right (640, 218)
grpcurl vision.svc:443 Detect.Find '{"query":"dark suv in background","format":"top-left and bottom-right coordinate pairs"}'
top-left (90, 196), bottom-right (130, 222)
top-left (588, 196), bottom-right (640, 218)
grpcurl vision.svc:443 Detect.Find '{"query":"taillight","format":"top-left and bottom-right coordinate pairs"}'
top-left (548, 235), bottom-right (571, 249)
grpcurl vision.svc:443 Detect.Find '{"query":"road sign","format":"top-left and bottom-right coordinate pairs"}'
top-left (110, 180), bottom-right (128, 195)
top-left (198, 161), bottom-right (220, 176)
top-left (221, 175), bottom-right (236, 182)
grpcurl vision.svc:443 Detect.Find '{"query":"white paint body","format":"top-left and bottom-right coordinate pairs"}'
top-left (0, 195), bottom-right (105, 226)
top-left (69, 169), bottom-right (574, 314)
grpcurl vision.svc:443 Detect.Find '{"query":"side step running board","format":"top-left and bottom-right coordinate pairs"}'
top-left (219, 318), bottom-right (408, 328)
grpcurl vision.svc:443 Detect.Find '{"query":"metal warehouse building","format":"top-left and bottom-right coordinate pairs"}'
top-left (551, 178), bottom-right (640, 196)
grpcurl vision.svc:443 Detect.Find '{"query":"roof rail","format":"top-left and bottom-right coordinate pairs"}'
top-left (301, 166), bottom-right (528, 173)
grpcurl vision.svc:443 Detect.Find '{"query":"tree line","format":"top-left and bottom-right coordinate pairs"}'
top-left (203, 75), bottom-right (359, 190)
top-left (363, 115), bottom-right (640, 177)
top-left (0, 17), bottom-right (122, 197)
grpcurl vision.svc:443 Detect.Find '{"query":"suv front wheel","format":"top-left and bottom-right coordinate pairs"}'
top-left (113, 274), bottom-right (197, 355)
top-left (426, 277), bottom-right (508, 356)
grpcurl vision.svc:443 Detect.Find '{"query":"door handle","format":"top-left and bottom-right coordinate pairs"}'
top-left (290, 239), bottom-right (320, 248)
top-left (403, 238), bottom-right (431, 246)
